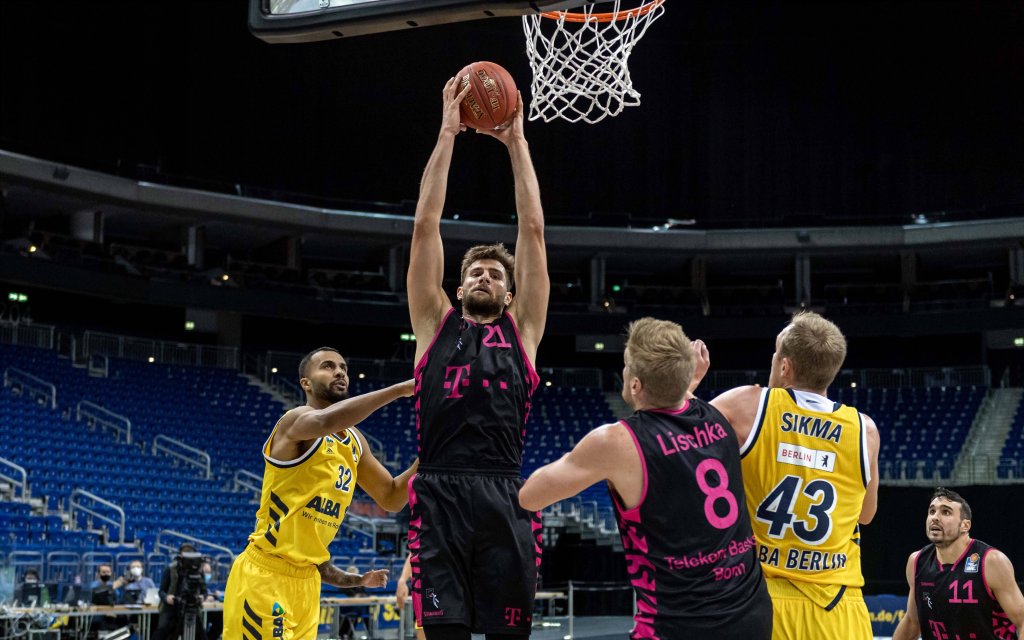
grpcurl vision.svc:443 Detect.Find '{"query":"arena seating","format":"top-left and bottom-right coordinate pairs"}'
top-left (997, 403), bottom-right (1024, 479)
top-left (0, 344), bottom-right (387, 581)
top-left (0, 341), bottom-right (995, 591)
top-left (831, 386), bottom-right (983, 481)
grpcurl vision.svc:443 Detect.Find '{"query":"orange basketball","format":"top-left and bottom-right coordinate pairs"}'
top-left (457, 61), bottom-right (518, 130)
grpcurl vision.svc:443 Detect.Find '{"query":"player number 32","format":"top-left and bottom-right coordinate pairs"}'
top-left (335, 465), bottom-right (353, 492)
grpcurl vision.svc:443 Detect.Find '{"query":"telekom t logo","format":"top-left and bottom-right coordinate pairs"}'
top-left (504, 607), bottom-right (522, 627)
top-left (443, 365), bottom-right (471, 398)
top-left (926, 620), bottom-right (949, 640)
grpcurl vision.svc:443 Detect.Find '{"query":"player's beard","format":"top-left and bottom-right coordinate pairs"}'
top-left (315, 379), bottom-right (349, 404)
top-left (463, 290), bottom-right (506, 318)
top-left (927, 522), bottom-right (964, 548)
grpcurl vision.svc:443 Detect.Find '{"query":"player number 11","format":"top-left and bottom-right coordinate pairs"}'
top-left (948, 579), bottom-right (978, 604)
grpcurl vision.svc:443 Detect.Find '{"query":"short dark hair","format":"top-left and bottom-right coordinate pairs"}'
top-left (932, 487), bottom-right (972, 521)
top-left (178, 543), bottom-right (196, 554)
top-left (298, 347), bottom-right (341, 378)
top-left (460, 243), bottom-right (515, 291)
top-left (24, 569), bottom-right (39, 580)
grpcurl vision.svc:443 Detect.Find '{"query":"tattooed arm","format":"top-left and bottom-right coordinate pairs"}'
top-left (317, 562), bottom-right (389, 589)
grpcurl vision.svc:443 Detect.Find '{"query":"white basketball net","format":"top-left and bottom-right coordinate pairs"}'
top-left (522, 1), bottom-right (666, 124)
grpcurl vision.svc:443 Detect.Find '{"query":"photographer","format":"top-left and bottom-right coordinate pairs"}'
top-left (154, 544), bottom-right (209, 640)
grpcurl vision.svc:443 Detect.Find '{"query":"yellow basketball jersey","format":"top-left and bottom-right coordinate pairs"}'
top-left (248, 421), bottom-right (363, 567)
top-left (740, 388), bottom-right (869, 591)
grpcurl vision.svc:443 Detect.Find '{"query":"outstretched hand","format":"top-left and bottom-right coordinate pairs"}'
top-left (441, 76), bottom-right (472, 136)
top-left (476, 91), bottom-right (526, 146)
top-left (360, 569), bottom-right (389, 588)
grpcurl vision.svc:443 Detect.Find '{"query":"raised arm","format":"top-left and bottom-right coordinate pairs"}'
top-left (352, 428), bottom-right (419, 512)
top-left (479, 93), bottom-right (549, 363)
top-left (859, 413), bottom-right (880, 524)
top-left (892, 552), bottom-right (921, 640)
top-left (519, 422), bottom-right (640, 512)
top-left (408, 78), bottom-right (472, 360)
top-left (271, 380), bottom-right (414, 460)
top-left (709, 385), bottom-right (763, 446)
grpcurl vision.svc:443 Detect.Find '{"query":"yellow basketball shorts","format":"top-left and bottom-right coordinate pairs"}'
top-left (765, 577), bottom-right (872, 640)
top-left (223, 546), bottom-right (321, 640)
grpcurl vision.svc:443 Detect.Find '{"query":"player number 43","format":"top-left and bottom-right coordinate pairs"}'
top-left (755, 475), bottom-right (837, 545)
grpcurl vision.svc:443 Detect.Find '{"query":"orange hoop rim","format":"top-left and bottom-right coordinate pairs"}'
top-left (540, 0), bottom-right (665, 23)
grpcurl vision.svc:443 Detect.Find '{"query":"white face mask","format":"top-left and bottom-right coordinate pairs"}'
top-left (130, 566), bottom-right (143, 578)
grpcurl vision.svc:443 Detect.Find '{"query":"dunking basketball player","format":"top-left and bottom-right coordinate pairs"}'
top-left (406, 77), bottom-right (548, 639)
top-left (223, 348), bottom-right (417, 640)
top-left (892, 487), bottom-right (1024, 640)
top-left (701, 312), bottom-right (881, 639)
top-left (520, 318), bottom-right (772, 639)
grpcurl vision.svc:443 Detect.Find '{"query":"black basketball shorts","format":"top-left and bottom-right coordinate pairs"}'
top-left (408, 467), bottom-right (541, 635)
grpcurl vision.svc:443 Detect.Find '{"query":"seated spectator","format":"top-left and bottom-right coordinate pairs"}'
top-left (89, 564), bottom-right (118, 606)
top-left (119, 560), bottom-right (157, 605)
top-left (201, 562), bottom-right (222, 640)
top-left (14, 569), bottom-right (51, 606)
top-left (89, 565), bottom-right (125, 632)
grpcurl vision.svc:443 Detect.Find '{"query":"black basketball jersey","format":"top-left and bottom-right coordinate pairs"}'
top-left (614, 398), bottom-right (767, 637)
top-left (913, 539), bottom-right (1019, 640)
top-left (414, 308), bottom-right (540, 470)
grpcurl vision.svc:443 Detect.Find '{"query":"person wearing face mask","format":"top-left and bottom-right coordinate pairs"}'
top-left (90, 564), bottom-right (119, 604)
top-left (200, 562), bottom-right (222, 640)
top-left (119, 560), bottom-right (157, 605)
top-left (14, 569), bottom-right (51, 606)
top-left (90, 564), bottom-right (125, 631)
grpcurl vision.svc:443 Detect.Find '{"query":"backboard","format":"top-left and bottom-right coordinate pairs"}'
top-left (249, 0), bottom-right (583, 43)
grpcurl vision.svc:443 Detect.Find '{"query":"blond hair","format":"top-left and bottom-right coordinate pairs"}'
top-left (460, 243), bottom-right (515, 290)
top-left (779, 311), bottom-right (847, 390)
top-left (625, 317), bottom-right (695, 407)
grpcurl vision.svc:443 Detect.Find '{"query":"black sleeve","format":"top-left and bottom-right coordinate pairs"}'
top-left (159, 565), bottom-right (172, 600)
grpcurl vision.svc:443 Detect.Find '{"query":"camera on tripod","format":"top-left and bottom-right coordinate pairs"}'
top-left (176, 552), bottom-right (206, 614)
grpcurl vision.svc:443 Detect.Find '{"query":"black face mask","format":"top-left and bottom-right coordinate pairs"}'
top-left (99, 575), bottom-right (112, 582)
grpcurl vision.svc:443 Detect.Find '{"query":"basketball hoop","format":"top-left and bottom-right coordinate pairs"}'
top-left (522, 1), bottom-right (666, 124)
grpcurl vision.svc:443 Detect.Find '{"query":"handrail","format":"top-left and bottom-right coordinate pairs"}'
top-left (83, 329), bottom-right (239, 369)
top-left (0, 456), bottom-right (29, 499)
top-left (152, 435), bottom-right (211, 479)
top-left (340, 513), bottom-right (378, 543)
top-left (233, 469), bottom-right (263, 495)
top-left (155, 530), bottom-right (235, 560)
top-left (0, 320), bottom-right (56, 350)
top-left (77, 400), bottom-right (132, 444)
top-left (3, 367), bottom-right (57, 409)
top-left (269, 376), bottom-right (303, 405)
top-left (363, 432), bottom-right (386, 460)
top-left (69, 489), bottom-right (126, 545)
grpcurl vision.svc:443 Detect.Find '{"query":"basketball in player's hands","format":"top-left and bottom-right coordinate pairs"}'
top-left (456, 61), bottom-right (518, 130)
